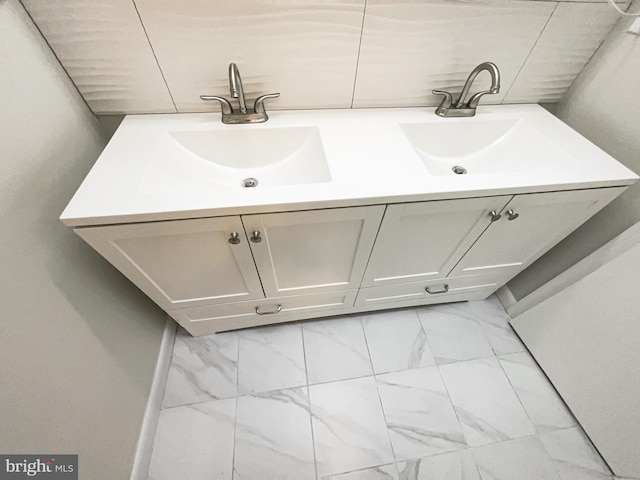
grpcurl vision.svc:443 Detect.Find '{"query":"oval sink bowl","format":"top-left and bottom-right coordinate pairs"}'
top-left (140, 126), bottom-right (331, 192)
top-left (400, 119), bottom-right (575, 176)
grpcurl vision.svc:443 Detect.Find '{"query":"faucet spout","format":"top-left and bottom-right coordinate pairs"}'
top-left (456, 62), bottom-right (500, 108)
top-left (229, 63), bottom-right (247, 114)
top-left (432, 62), bottom-right (500, 117)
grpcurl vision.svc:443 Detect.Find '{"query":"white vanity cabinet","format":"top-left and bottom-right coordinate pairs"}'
top-left (448, 187), bottom-right (625, 278)
top-left (355, 187), bottom-right (624, 309)
top-left (75, 205), bottom-right (385, 333)
top-left (75, 187), bottom-right (625, 335)
top-left (75, 216), bottom-right (265, 310)
top-left (360, 196), bottom-right (512, 288)
top-left (60, 106), bottom-right (638, 336)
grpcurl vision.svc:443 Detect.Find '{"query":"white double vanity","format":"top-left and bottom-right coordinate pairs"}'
top-left (61, 106), bottom-right (637, 336)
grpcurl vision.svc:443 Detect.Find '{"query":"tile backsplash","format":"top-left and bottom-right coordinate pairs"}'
top-left (23, 0), bottom-right (623, 114)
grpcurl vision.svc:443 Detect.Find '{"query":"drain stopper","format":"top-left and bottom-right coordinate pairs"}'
top-left (242, 178), bottom-right (258, 188)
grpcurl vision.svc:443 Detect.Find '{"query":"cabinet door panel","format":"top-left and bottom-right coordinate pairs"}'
top-left (449, 187), bottom-right (625, 278)
top-left (75, 217), bottom-right (264, 309)
top-left (361, 196), bottom-right (511, 287)
top-left (243, 206), bottom-right (385, 297)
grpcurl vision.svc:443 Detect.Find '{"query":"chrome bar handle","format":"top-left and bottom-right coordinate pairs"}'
top-left (488, 210), bottom-right (502, 222)
top-left (200, 95), bottom-right (233, 114)
top-left (425, 284), bottom-right (449, 295)
top-left (255, 304), bottom-right (282, 315)
top-left (254, 93), bottom-right (280, 114)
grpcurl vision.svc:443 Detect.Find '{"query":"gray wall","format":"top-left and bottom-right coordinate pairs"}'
top-left (0, 1), bottom-right (166, 478)
top-left (507, 3), bottom-right (640, 301)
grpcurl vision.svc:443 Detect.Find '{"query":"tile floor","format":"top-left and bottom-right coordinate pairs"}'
top-left (148, 296), bottom-right (627, 480)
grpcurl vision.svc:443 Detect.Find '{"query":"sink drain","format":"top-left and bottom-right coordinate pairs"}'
top-left (242, 177), bottom-right (258, 188)
top-left (452, 166), bottom-right (467, 175)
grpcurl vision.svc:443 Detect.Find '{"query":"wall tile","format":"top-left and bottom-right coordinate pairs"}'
top-left (504, 3), bottom-right (620, 103)
top-left (505, 3), bottom-right (619, 103)
top-left (133, 0), bottom-right (365, 112)
top-left (21, 0), bottom-right (175, 114)
top-left (23, 0), bottom-right (627, 114)
top-left (352, 0), bottom-right (556, 108)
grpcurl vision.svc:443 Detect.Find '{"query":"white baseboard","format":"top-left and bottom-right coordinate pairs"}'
top-left (495, 286), bottom-right (517, 312)
top-left (130, 316), bottom-right (176, 480)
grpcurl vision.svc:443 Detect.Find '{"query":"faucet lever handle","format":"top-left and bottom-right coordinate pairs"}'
top-left (432, 90), bottom-right (453, 108)
top-left (200, 95), bottom-right (233, 114)
top-left (254, 93), bottom-right (280, 114)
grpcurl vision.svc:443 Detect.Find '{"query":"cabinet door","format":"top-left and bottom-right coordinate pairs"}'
top-left (361, 196), bottom-right (511, 288)
top-left (449, 187), bottom-right (625, 279)
top-left (75, 216), bottom-right (264, 309)
top-left (243, 206), bottom-right (385, 297)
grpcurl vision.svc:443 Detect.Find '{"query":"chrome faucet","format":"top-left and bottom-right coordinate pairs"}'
top-left (432, 62), bottom-right (500, 118)
top-left (200, 63), bottom-right (280, 124)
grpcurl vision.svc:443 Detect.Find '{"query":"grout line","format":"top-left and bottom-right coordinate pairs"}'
top-left (359, 316), bottom-right (398, 463)
top-left (17, 1), bottom-right (97, 118)
top-left (350, 0), bottom-right (368, 109)
top-left (563, 7), bottom-right (626, 99)
top-left (412, 306), bottom-right (435, 367)
top-left (130, 0), bottom-right (178, 112)
top-left (300, 327), bottom-right (320, 480)
top-left (230, 334), bottom-right (241, 480)
top-left (434, 359), bottom-right (469, 444)
top-left (501, 2), bottom-right (559, 103)
top-left (358, 315), bottom-right (377, 376)
top-left (495, 353), bottom-right (539, 435)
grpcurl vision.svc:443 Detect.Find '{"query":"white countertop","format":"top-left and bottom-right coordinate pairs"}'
top-left (61, 105), bottom-right (638, 227)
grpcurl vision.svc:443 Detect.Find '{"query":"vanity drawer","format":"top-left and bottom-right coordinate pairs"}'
top-left (170, 290), bottom-right (358, 336)
top-left (355, 275), bottom-right (502, 308)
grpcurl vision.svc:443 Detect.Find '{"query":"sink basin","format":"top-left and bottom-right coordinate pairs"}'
top-left (400, 119), bottom-right (576, 176)
top-left (140, 126), bottom-right (331, 192)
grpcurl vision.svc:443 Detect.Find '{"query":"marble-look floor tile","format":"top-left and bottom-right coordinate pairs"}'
top-left (439, 357), bottom-right (535, 446)
top-left (324, 463), bottom-right (398, 479)
top-left (397, 450), bottom-right (480, 480)
top-left (361, 309), bottom-right (435, 374)
top-left (303, 317), bottom-right (373, 384)
top-left (310, 376), bottom-right (394, 477)
top-left (471, 296), bottom-right (525, 355)
top-left (148, 398), bottom-right (235, 480)
top-left (237, 324), bottom-right (306, 395)
top-left (163, 328), bottom-right (238, 408)
top-left (417, 303), bottom-right (494, 365)
top-left (472, 436), bottom-right (560, 480)
top-left (234, 387), bottom-right (315, 480)
top-left (539, 427), bottom-right (613, 480)
top-left (376, 367), bottom-right (466, 460)
top-left (499, 352), bottom-right (576, 433)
